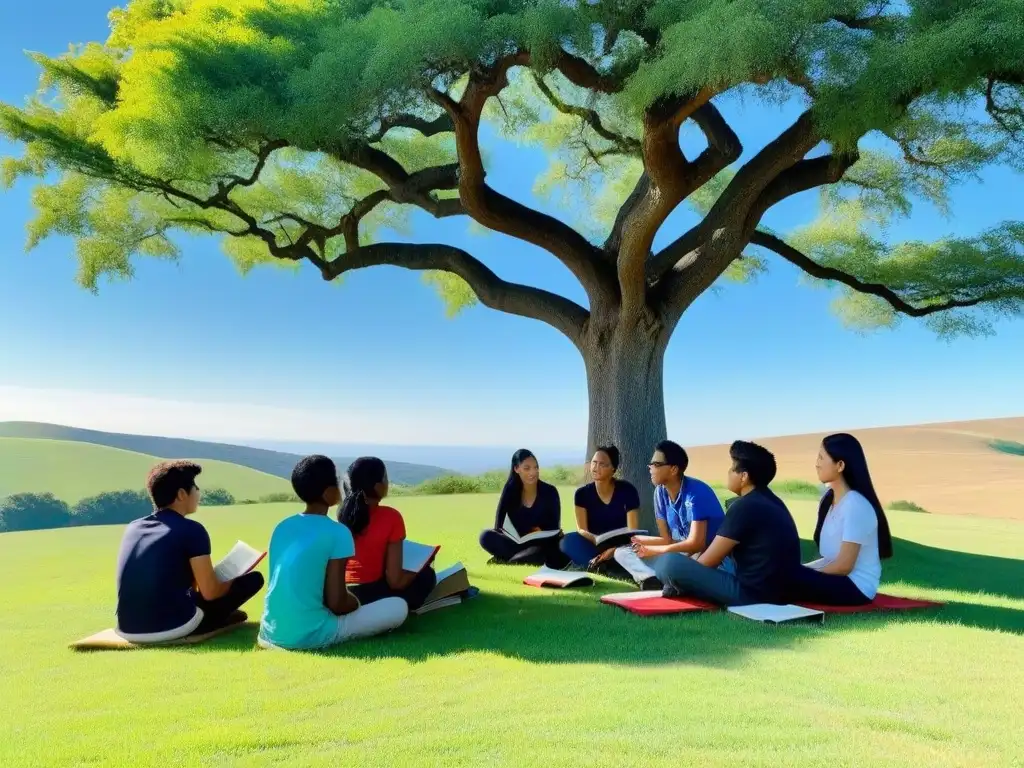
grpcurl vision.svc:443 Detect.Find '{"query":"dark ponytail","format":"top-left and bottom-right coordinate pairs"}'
top-left (337, 456), bottom-right (387, 536)
top-left (813, 434), bottom-right (893, 559)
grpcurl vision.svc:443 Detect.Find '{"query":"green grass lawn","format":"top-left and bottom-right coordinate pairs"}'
top-left (1, 490), bottom-right (1021, 767)
top-left (0, 437), bottom-right (289, 502)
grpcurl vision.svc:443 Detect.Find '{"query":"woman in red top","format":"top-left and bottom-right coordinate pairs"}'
top-left (338, 457), bottom-right (437, 610)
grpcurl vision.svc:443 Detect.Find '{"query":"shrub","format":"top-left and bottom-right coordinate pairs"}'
top-left (414, 475), bottom-right (482, 495)
top-left (545, 464), bottom-right (586, 486)
top-left (990, 439), bottom-right (1024, 457)
top-left (889, 500), bottom-right (929, 513)
top-left (773, 480), bottom-right (823, 497)
top-left (0, 493), bottom-right (73, 532)
top-left (257, 491), bottom-right (301, 504)
top-left (73, 490), bottom-right (151, 526)
top-left (201, 488), bottom-right (235, 506)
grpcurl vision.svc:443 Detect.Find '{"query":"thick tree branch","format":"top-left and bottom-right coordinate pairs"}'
top-left (428, 51), bottom-right (616, 303)
top-left (369, 112), bottom-right (454, 143)
top-left (649, 109), bottom-right (821, 283)
top-left (325, 242), bottom-right (589, 345)
top-left (749, 230), bottom-right (1010, 316)
top-left (551, 49), bottom-right (624, 94)
top-left (616, 95), bottom-right (741, 315)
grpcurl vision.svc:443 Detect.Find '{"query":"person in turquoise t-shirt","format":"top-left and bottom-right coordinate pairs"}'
top-left (258, 455), bottom-right (408, 651)
top-left (614, 440), bottom-right (725, 588)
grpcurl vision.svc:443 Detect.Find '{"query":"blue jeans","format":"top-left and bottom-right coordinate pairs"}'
top-left (654, 553), bottom-right (758, 606)
top-left (560, 532), bottom-right (599, 566)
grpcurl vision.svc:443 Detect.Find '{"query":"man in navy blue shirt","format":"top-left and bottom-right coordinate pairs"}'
top-left (614, 440), bottom-right (725, 589)
top-left (655, 441), bottom-right (802, 606)
top-left (114, 460), bottom-right (264, 642)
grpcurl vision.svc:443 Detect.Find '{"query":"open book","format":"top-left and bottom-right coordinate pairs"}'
top-left (727, 604), bottom-right (825, 624)
top-left (501, 516), bottom-right (560, 545)
top-left (213, 540), bottom-right (266, 582)
top-left (593, 527), bottom-right (647, 550)
top-left (402, 540), bottom-right (441, 574)
top-left (413, 562), bottom-right (476, 615)
top-left (523, 567), bottom-right (593, 589)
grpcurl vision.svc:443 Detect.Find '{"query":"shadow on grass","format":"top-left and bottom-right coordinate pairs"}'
top-left (189, 552), bottom-right (1023, 665)
top-left (799, 537), bottom-right (1024, 601)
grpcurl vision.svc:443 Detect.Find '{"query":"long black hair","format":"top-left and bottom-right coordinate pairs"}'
top-left (337, 456), bottom-right (387, 536)
top-left (496, 449), bottom-right (536, 522)
top-left (814, 433), bottom-right (893, 559)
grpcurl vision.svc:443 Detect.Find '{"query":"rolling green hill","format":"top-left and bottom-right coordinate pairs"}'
top-left (0, 437), bottom-right (289, 502)
top-left (0, 493), bottom-right (1021, 766)
top-left (0, 421), bottom-right (449, 486)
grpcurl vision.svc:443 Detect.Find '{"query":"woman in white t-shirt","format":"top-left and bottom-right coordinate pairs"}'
top-left (789, 433), bottom-right (893, 605)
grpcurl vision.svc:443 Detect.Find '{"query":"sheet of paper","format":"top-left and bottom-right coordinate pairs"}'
top-left (727, 603), bottom-right (824, 623)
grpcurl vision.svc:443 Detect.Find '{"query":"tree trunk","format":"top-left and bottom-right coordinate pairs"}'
top-left (581, 317), bottom-right (669, 533)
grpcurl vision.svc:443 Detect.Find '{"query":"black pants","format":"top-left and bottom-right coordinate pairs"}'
top-left (787, 566), bottom-right (871, 606)
top-left (349, 566), bottom-right (437, 611)
top-left (479, 529), bottom-right (571, 569)
top-left (192, 571), bottom-right (265, 634)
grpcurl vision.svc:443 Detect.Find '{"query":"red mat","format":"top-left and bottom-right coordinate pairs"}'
top-left (600, 590), bottom-right (717, 616)
top-left (798, 593), bottom-right (943, 614)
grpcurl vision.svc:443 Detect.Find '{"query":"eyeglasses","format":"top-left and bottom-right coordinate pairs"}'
top-left (648, 462), bottom-right (669, 468)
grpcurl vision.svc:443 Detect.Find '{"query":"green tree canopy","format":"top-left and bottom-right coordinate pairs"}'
top-left (3, 0), bottom-right (1022, 522)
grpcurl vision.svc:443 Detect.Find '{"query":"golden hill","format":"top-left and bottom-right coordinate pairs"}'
top-left (683, 417), bottom-right (1024, 521)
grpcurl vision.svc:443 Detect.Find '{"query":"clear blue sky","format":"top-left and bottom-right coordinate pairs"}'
top-left (1, 1), bottom-right (1021, 452)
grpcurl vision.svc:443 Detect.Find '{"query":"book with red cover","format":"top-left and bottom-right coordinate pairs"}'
top-left (600, 590), bottom-right (717, 616)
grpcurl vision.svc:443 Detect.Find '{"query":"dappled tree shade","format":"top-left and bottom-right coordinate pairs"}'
top-left (0, 493), bottom-right (73, 532)
top-left (2, 0), bottom-right (1023, 526)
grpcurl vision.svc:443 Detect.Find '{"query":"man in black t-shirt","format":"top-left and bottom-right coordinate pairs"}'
top-left (114, 461), bottom-right (264, 641)
top-left (654, 441), bottom-right (801, 606)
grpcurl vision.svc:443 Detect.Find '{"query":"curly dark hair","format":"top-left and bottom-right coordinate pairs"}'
top-left (146, 460), bottom-right (202, 509)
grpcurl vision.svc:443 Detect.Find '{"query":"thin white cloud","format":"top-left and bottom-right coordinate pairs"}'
top-left (0, 385), bottom-right (587, 447)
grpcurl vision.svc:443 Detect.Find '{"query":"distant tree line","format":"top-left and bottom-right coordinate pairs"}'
top-left (0, 488), bottom-right (299, 533)
top-left (1, 470), bottom-right (834, 534)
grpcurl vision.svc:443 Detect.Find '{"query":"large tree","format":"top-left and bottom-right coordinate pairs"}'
top-left (3, 0), bottom-right (1023, 526)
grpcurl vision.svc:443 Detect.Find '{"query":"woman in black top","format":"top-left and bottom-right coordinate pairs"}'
top-left (559, 445), bottom-right (641, 569)
top-left (479, 449), bottom-right (569, 568)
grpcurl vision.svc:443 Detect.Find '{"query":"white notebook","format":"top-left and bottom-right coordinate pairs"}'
top-left (402, 540), bottom-right (440, 573)
top-left (213, 540), bottom-right (266, 581)
top-left (727, 604), bottom-right (825, 624)
top-left (501, 516), bottom-right (559, 544)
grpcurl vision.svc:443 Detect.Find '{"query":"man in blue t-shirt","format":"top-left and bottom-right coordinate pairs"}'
top-left (115, 461), bottom-right (265, 642)
top-left (614, 440), bottom-right (725, 589)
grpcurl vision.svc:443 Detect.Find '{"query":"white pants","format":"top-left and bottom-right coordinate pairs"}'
top-left (328, 597), bottom-right (408, 645)
top-left (613, 546), bottom-right (663, 584)
top-left (258, 597), bottom-right (408, 650)
top-left (116, 607), bottom-right (204, 644)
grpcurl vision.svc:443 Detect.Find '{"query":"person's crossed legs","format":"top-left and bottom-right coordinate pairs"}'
top-left (654, 553), bottom-right (759, 607)
top-left (192, 570), bottom-right (265, 634)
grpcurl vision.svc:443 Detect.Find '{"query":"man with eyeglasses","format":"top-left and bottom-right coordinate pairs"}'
top-left (614, 440), bottom-right (725, 589)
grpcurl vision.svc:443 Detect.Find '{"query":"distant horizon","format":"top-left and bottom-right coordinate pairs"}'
top-left (2, 408), bottom-right (1019, 453)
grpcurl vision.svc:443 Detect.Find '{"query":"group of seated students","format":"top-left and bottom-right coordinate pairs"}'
top-left (114, 454), bottom-right (436, 651)
top-left (479, 433), bottom-right (893, 607)
top-left (112, 431), bottom-right (892, 651)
